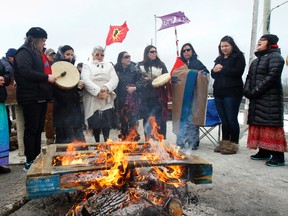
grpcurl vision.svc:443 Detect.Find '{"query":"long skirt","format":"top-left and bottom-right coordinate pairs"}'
top-left (0, 103), bottom-right (9, 166)
top-left (247, 125), bottom-right (287, 152)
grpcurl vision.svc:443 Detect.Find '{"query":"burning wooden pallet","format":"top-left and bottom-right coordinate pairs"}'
top-left (26, 142), bottom-right (212, 199)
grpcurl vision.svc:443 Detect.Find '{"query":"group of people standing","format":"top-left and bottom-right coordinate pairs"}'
top-left (212, 33), bottom-right (287, 167)
top-left (0, 26), bottom-right (286, 174)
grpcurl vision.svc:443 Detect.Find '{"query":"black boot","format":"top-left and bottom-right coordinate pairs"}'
top-left (0, 166), bottom-right (11, 174)
top-left (266, 151), bottom-right (285, 167)
top-left (251, 148), bottom-right (271, 160)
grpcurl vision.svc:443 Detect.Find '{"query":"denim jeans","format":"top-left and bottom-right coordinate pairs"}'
top-left (214, 96), bottom-right (242, 143)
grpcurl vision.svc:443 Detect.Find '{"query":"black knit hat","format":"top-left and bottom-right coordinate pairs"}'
top-left (61, 45), bottom-right (74, 54)
top-left (260, 34), bottom-right (279, 45)
top-left (26, 27), bottom-right (48, 39)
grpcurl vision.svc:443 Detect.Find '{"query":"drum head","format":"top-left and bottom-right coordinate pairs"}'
top-left (152, 73), bottom-right (171, 88)
top-left (52, 61), bottom-right (80, 89)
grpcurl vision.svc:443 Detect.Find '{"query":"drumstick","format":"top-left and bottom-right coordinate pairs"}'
top-left (56, 71), bottom-right (67, 79)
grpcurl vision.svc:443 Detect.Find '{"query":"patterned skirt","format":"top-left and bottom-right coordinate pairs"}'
top-left (0, 103), bottom-right (9, 166)
top-left (247, 125), bottom-right (287, 152)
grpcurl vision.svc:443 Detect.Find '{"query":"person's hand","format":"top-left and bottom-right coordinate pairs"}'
top-left (77, 80), bottom-right (84, 89)
top-left (143, 77), bottom-right (150, 81)
top-left (98, 90), bottom-right (108, 99)
top-left (0, 76), bottom-right (5, 86)
top-left (213, 64), bottom-right (223, 72)
top-left (98, 86), bottom-right (108, 99)
top-left (48, 75), bottom-right (56, 83)
top-left (126, 86), bottom-right (136, 94)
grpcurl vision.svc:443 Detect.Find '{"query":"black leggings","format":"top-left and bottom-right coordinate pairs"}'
top-left (92, 128), bottom-right (110, 142)
top-left (22, 102), bottom-right (47, 163)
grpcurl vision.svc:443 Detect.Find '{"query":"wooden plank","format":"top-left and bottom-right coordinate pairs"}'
top-left (26, 142), bottom-right (213, 199)
top-left (27, 144), bottom-right (57, 177)
top-left (26, 174), bottom-right (76, 199)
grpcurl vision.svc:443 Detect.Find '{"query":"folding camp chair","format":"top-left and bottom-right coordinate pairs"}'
top-left (199, 98), bottom-right (221, 146)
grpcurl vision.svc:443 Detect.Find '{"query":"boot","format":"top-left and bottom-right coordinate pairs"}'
top-left (214, 140), bottom-right (229, 153)
top-left (266, 151), bottom-right (285, 167)
top-left (221, 142), bottom-right (239, 154)
top-left (0, 166), bottom-right (11, 174)
top-left (251, 148), bottom-right (271, 160)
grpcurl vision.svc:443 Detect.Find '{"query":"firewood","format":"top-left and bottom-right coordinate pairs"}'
top-left (111, 203), bottom-right (146, 216)
top-left (165, 198), bottom-right (182, 216)
top-left (82, 188), bottom-right (130, 216)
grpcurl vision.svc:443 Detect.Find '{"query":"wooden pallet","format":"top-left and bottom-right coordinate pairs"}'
top-left (26, 142), bottom-right (212, 199)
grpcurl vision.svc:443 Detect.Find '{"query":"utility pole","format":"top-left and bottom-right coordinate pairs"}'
top-left (263, 0), bottom-right (271, 34)
top-left (243, 0), bottom-right (259, 126)
top-left (266, 1), bottom-right (288, 34)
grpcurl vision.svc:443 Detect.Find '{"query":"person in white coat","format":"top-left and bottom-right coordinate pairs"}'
top-left (81, 46), bottom-right (119, 142)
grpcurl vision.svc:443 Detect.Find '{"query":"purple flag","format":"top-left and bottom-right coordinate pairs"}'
top-left (157, 11), bottom-right (190, 31)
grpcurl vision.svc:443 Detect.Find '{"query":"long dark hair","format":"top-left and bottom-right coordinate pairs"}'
top-left (141, 45), bottom-right (163, 72)
top-left (180, 43), bottom-right (198, 59)
top-left (114, 51), bottom-right (128, 71)
top-left (54, 45), bottom-right (75, 64)
top-left (218, 36), bottom-right (243, 56)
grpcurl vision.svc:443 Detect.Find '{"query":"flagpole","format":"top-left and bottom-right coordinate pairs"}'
top-left (154, 15), bottom-right (157, 47)
top-left (174, 27), bottom-right (179, 56)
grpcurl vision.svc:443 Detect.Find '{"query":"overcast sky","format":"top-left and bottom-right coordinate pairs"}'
top-left (1, 0), bottom-right (287, 79)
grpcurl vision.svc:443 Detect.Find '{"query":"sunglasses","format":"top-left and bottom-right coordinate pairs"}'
top-left (149, 50), bottom-right (157, 54)
top-left (95, 53), bottom-right (104, 57)
top-left (182, 48), bottom-right (191, 53)
top-left (123, 55), bottom-right (131, 59)
top-left (259, 38), bottom-right (267, 41)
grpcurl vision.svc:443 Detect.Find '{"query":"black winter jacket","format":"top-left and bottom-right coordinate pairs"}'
top-left (114, 62), bottom-right (142, 109)
top-left (243, 48), bottom-right (284, 126)
top-left (181, 56), bottom-right (209, 73)
top-left (14, 45), bottom-right (52, 104)
top-left (211, 52), bottom-right (246, 97)
top-left (0, 61), bottom-right (11, 102)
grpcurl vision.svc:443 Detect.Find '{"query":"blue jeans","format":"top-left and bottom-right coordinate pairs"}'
top-left (214, 96), bottom-right (242, 143)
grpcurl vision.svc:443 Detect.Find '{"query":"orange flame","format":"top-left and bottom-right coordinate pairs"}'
top-left (55, 116), bottom-right (187, 190)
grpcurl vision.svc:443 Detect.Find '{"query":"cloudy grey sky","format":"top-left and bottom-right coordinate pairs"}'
top-left (1, 0), bottom-right (287, 78)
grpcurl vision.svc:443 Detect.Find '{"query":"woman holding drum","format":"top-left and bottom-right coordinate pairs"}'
top-left (136, 45), bottom-right (169, 140)
top-left (52, 45), bottom-right (85, 143)
top-left (14, 27), bottom-right (56, 171)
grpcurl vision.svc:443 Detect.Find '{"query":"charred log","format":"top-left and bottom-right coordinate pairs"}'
top-left (81, 188), bottom-right (130, 216)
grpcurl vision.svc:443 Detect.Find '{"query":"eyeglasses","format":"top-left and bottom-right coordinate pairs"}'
top-left (123, 55), bottom-right (131, 59)
top-left (95, 53), bottom-right (104, 57)
top-left (259, 38), bottom-right (267, 42)
top-left (149, 50), bottom-right (157, 54)
top-left (182, 48), bottom-right (191, 53)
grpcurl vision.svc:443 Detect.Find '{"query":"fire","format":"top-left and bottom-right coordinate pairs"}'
top-left (52, 141), bottom-right (90, 166)
top-left (58, 117), bottom-right (197, 216)
top-left (150, 166), bottom-right (186, 188)
top-left (55, 116), bottom-right (187, 190)
top-left (93, 144), bottom-right (130, 188)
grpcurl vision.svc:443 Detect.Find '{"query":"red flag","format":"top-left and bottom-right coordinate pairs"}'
top-left (170, 57), bottom-right (185, 75)
top-left (157, 11), bottom-right (190, 31)
top-left (105, 21), bottom-right (129, 46)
